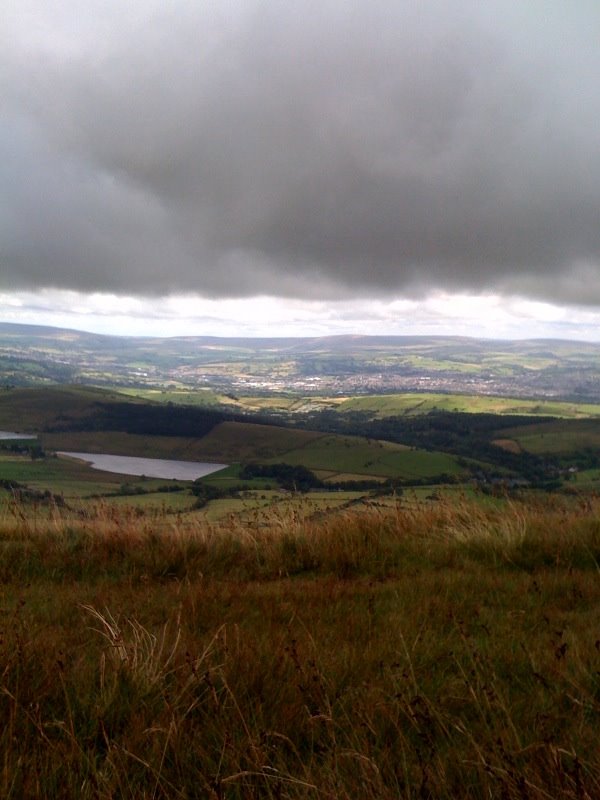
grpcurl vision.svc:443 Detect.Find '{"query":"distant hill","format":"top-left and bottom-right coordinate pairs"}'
top-left (1, 321), bottom-right (600, 401)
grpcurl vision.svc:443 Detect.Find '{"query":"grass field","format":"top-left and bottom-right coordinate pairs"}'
top-left (0, 452), bottom-right (197, 502)
top-left (3, 495), bottom-right (600, 797)
top-left (194, 490), bottom-right (366, 523)
top-left (271, 435), bottom-right (462, 479)
top-left (0, 446), bottom-right (459, 522)
top-left (117, 387), bottom-right (228, 406)
top-left (118, 390), bottom-right (327, 416)
top-left (504, 418), bottom-right (600, 454)
top-left (336, 392), bottom-right (600, 418)
top-left (120, 386), bottom-right (600, 420)
top-left (100, 491), bottom-right (195, 513)
top-left (567, 468), bottom-right (600, 487)
top-left (184, 421), bottom-right (325, 461)
top-left (0, 453), bottom-right (124, 494)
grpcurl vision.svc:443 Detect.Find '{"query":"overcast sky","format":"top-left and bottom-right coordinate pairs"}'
top-left (3, 1), bottom-right (600, 339)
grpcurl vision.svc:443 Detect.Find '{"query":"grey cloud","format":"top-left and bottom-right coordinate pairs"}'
top-left (3, 1), bottom-right (600, 302)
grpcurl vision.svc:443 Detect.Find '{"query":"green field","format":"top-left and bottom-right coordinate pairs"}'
top-left (117, 387), bottom-right (228, 406)
top-left (0, 452), bottom-right (196, 503)
top-left (100, 491), bottom-right (194, 512)
top-left (336, 392), bottom-right (600, 418)
top-left (183, 421), bottom-right (325, 461)
top-left (0, 432), bottom-right (463, 524)
top-left (568, 468), bottom-right (600, 487)
top-left (194, 489), bottom-right (366, 522)
top-left (0, 453), bottom-right (123, 495)
top-left (504, 418), bottom-right (600, 454)
top-left (268, 434), bottom-right (461, 480)
top-left (118, 382), bottom-right (600, 421)
top-left (128, 388), bottom-right (600, 420)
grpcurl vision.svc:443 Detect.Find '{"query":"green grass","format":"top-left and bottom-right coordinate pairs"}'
top-left (117, 387), bottom-right (227, 406)
top-left (101, 491), bottom-right (194, 512)
top-left (106, 386), bottom-right (600, 420)
top-left (196, 490), bottom-right (367, 522)
top-left (0, 453), bottom-right (122, 495)
top-left (402, 355), bottom-right (482, 372)
top-left (506, 418), bottom-right (600, 454)
top-left (189, 421), bottom-right (326, 460)
top-left (4, 496), bottom-right (600, 797)
top-left (272, 434), bottom-right (462, 479)
top-left (200, 463), bottom-right (277, 490)
top-left (337, 392), bottom-right (600, 418)
top-left (127, 387), bottom-right (600, 420)
top-left (0, 453), bottom-right (197, 501)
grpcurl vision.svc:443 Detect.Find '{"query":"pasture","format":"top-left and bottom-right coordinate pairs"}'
top-left (271, 434), bottom-right (462, 480)
top-left (336, 392), bottom-right (600, 418)
top-left (504, 418), bottom-right (600, 454)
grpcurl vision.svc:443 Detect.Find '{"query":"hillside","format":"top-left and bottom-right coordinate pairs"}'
top-left (0, 388), bottom-right (467, 514)
top-left (2, 495), bottom-right (600, 798)
top-left (3, 384), bottom-right (600, 495)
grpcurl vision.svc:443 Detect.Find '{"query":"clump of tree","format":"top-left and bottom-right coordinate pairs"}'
top-left (45, 401), bottom-right (229, 437)
top-left (240, 463), bottom-right (323, 492)
top-left (0, 441), bottom-right (45, 459)
top-left (42, 400), bottom-right (281, 438)
top-left (0, 478), bottom-right (65, 506)
top-left (240, 464), bottom-right (460, 493)
top-left (190, 481), bottom-right (243, 509)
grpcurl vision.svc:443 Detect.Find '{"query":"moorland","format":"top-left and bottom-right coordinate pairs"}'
top-left (3, 324), bottom-right (600, 797)
top-left (4, 493), bottom-right (600, 798)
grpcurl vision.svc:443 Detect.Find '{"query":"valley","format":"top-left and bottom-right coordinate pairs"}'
top-left (4, 325), bottom-right (600, 798)
top-left (4, 322), bottom-right (600, 401)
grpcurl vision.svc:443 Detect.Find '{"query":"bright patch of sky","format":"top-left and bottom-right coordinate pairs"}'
top-left (1, 290), bottom-right (599, 342)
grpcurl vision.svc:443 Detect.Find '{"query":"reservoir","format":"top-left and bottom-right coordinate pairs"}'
top-left (58, 452), bottom-right (228, 481)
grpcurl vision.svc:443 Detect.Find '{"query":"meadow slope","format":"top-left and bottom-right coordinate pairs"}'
top-left (2, 494), bottom-right (600, 798)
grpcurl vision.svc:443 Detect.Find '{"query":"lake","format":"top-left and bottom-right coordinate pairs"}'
top-left (0, 431), bottom-right (37, 440)
top-left (58, 452), bottom-right (228, 481)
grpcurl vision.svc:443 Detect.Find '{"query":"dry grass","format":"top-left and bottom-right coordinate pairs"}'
top-left (2, 494), bottom-right (600, 797)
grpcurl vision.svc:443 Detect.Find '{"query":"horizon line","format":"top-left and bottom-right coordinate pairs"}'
top-left (0, 319), bottom-right (596, 346)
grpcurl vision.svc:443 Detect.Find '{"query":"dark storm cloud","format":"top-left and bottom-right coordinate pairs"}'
top-left (3, 0), bottom-right (600, 301)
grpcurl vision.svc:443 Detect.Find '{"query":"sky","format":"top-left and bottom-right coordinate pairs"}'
top-left (3, 1), bottom-right (600, 340)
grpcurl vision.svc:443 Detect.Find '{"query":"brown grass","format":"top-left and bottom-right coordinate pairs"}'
top-left (2, 494), bottom-right (600, 797)
top-left (491, 438), bottom-right (522, 453)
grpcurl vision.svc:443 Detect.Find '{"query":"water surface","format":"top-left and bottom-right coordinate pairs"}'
top-left (0, 431), bottom-right (37, 440)
top-left (59, 452), bottom-right (227, 481)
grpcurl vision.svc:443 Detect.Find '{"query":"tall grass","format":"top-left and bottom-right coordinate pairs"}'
top-left (2, 494), bottom-right (600, 797)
